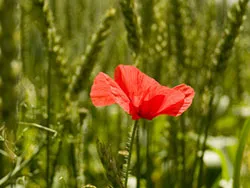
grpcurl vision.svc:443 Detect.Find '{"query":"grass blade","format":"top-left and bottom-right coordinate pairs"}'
top-left (233, 118), bottom-right (250, 188)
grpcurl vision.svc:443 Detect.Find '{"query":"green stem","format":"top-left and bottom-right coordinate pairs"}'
top-left (50, 139), bottom-right (62, 187)
top-left (233, 118), bottom-right (250, 188)
top-left (125, 120), bottom-right (138, 188)
top-left (190, 118), bottom-right (203, 187)
top-left (136, 124), bottom-right (140, 188)
top-left (70, 144), bottom-right (78, 188)
top-left (18, 122), bottom-right (57, 137)
top-left (170, 118), bottom-right (178, 186)
top-left (180, 116), bottom-right (186, 187)
top-left (197, 96), bottom-right (214, 188)
top-left (46, 42), bottom-right (53, 188)
top-left (146, 121), bottom-right (152, 188)
top-left (0, 141), bottom-right (46, 187)
top-left (170, 0), bottom-right (186, 66)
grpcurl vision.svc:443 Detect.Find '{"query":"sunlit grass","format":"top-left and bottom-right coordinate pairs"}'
top-left (0, 0), bottom-right (250, 187)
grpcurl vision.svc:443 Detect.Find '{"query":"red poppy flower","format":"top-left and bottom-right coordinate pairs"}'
top-left (90, 65), bottom-right (195, 120)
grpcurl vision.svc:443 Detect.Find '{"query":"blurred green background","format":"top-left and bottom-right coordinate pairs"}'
top-left (0, 0), bottom-right (250, 187)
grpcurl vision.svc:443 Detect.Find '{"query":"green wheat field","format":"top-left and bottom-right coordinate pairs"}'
top-left (1, 0), bottom-right (250, 187)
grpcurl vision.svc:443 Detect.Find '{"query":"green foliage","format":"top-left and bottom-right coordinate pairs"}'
top-left (97, 140), bottom-right (124, 188)
top-left (0, 0), bottom-right (250, 187)
top-left (213, 0), bottom-right (249, 72)
top-left (120, 0), bottom-right (141, 58)
top-left (233, 118), bottom-right (250, 188)
top-left (68, 8), bottom-right (116, 96)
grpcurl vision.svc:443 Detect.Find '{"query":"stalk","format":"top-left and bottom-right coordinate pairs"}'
top-left (180, 116), bottom-right (186, 187)
top-left (136, 124), bottom-right (140, 188)
top-left (124, 120), bottom-right (138, 188)
top-left (233, 119), bottom-right (250, 188)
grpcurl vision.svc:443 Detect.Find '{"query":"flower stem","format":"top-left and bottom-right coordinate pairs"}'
top-left (197, 96), bottom-right (214, 187)
top-left (125, 120), bottom-right (139, 188)
top-left (180, 116), bottom-right (186, 187)
top-left (46, 49), bottom-right (52, 188)
top-left (146, 120), bottom-right (153, 187)
top-left (136, 124), bottom-right (140, 188)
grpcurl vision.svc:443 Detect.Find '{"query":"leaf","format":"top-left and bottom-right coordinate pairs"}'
top-left (233, 118), bottom-right (250, 188)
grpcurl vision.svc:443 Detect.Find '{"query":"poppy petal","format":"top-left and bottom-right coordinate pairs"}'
top-left (139, 86), bottom-right (185, 119)
top-left (90, 65), bottom-right (195, 120)
top-left (114, 65), bottom-right (160, 108)
top-left (155, 84), bottom-right (195, 117)
top-left (173, 84), bottom-right (195, 114)
top-left (90, 72), bottom-right (132, 115)
top-left (90, 72), bottom-right (116, 106)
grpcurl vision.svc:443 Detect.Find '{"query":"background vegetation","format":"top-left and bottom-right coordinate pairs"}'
top-left (0, 0), bottom-right (250, 187)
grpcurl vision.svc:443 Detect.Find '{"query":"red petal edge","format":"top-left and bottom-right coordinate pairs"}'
top-left (139, 86), bottom-right (186, 119)
top-left (90, 72), bottom-right (137, 117)
top-left (172, 84), bottom-right (195, 116)
top-left (90, 72), bottom-right (116, 106)
top-left (114, 65), bottom-right (160, 108)
top-left (139, 84), bottom-right (195, 119)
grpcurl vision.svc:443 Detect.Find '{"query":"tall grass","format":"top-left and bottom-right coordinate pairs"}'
top-left (0, 0), bottom-right (250, 187)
